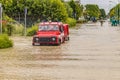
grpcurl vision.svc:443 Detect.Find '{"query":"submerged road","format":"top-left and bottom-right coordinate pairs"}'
top-left (1, 21), bottom-right (120, 80)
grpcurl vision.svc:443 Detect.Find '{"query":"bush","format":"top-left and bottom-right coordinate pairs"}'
top-left (2, 23), bottom-right (15, 36)
top-left (3, 14), bottom-right (24, 36)
top-left (6, 23), bottom-right (14, 36)
top-left (0, 34), bottom-right (13, 49)
top-left (65, 18), bottom-right (76, 27)
top-left (27, 25), bottom-right (38, 36)
top-left (12, 23), bottom-right (24, 35)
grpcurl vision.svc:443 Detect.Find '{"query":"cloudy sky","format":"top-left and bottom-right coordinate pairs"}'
top-left (81, 0), bottom-right (120, 14)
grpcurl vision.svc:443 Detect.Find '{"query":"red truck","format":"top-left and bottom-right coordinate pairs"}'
top-left (32, 22), bottom-right (69, 46)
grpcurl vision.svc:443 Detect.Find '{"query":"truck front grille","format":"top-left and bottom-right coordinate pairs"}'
top-left (39, 37), bottom-right (51, 42)
top-left (33, 37), bottom-right (56, 43)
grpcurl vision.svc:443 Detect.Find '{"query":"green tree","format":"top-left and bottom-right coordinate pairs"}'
top-left (69, 0), bottom-right (76, 18)
top-left (49, 0), bottom-right (68, 21)
top-left (69, 0), bottom-right (83, 20)
top-left (100, 9), bottom-right (106, 19)
top-left (85, 4), bottom-right (101, 19)
top-left (64, 3), bottom-right (73, 18)
top-left (109, 7), bottom-right (116, 18)
top-left (109, 4), bottom-right (120, 20)
top-left (2, 0), bottom-right (68, 23)
top-left (75, 3), bottom-right (83, 20)
top-left (1, 0), bottom-right (77, 27)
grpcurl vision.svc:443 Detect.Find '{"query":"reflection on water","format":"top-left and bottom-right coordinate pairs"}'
top-left (1, 22), bottom-right (120, 80)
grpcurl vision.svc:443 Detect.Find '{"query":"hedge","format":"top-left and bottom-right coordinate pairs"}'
top-left (0, 34), bottom-right (13, 49)
top-left (65, 18), bottom-right (76, 27)
top-left (27, 25), bottom-right (38, 36)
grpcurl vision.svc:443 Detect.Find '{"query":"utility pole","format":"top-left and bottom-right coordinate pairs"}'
top-left (24, 7), bottom-right (27, 37)
top-left (0, 3), bottom-right (2, 34)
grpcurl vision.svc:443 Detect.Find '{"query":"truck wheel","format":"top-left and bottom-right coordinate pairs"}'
top-left (62, 37), bottom-right (65, 43)
top-left (66, 37), bottom-right (69, 41)
top-left (32, 43), bottom-right (35, 46)
top-left (67, 37), bottom-right (69, 40)
top-left (57, 39), bottom-right (61, 46)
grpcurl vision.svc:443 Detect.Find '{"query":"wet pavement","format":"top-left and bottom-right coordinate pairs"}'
top-left (1, 21), bottom-right (120, 80)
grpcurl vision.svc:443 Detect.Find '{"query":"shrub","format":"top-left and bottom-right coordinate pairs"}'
top-left (65, 18), bottom-right (76, 27)
top-left (6, 23), bottom-right (14, 36)
top-left (2, 23), bottom-right (15, 36)
top-left (27, 25), bottom-right (38, 36)
top-left (0, 34), bottom-right (13, 49)
top-left (12, 23), bottom-right (24, 35)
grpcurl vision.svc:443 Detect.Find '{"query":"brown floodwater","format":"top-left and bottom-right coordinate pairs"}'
top-left (1, 21), bottom-right (120, 80)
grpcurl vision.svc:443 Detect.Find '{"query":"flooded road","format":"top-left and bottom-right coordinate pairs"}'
top-left (1, 21), bottom-right (120, 80)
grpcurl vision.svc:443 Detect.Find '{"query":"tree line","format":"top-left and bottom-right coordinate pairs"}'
top-left (0, 0), bottom-right (106, 25)
top-left (0, 0), bottom-right (82, 24)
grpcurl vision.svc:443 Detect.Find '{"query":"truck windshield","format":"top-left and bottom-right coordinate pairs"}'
top-left (39, 25), bottom-right (59, 31)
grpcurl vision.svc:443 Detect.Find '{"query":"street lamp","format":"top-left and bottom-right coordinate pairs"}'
top-left (0, 3), bottom-right (2, 34)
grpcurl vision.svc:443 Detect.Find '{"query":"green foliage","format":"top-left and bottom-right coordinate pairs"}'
top-left (100, 9), bottom-right (106, 19)
top-left (2, 14), bottom-right (24, 35)
top-left (109, 4), bottom-right (120, 19)
top-left (1, 0), bottom-right (79, 29)
top-left (27, 24), bottom-right (38, 36)
top-left (2, 23), bottom-right (15, 36)
top-left (2, 14), bottom-right (16, 36)
top-left (115, 4), bottom-right (120, 18)
top-left (64, 3), bottom-right (73, 18)
top-left (69, 0), bottom-right (76, 13)
top-left (2, 0), bottom-right (68, 22)
top-left (65, 18), bottom-right (76, 27)
top-left (3, 14), bottom-right (15, 22)
top-left (85, 4), bottom-right (101, 19)
top-left (109, 8), bottom-right (115, 17)
top-left (0, 34), bottom-right (13, 49)
top-left (69, 0), bottom-right (83, 20)
top-left (12, 23), bottom-right (24, 35)
top-left (49, 0), bottom-right (68, 21)
top-left (75, 4), bottom-right (83, 20)
top-left (2, 22), bottom-right (24, 36)
top-left (6, 23), bottom-right (14, 36)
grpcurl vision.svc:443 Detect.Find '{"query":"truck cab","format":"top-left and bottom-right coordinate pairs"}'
top-left (32, 22), bottom-right (69, 46)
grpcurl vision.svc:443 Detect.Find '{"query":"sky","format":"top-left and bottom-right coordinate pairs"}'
top-left (81, 0), bottom-right (120, 14)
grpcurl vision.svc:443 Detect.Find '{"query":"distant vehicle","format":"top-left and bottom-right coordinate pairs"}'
top-left (32, 22), bottom-right (69, 46)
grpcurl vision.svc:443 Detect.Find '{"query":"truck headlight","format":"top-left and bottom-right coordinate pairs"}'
top-left (35, 37), bottom-right (39, 41)
top-left (51, 37), bottom-right (56, 41)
